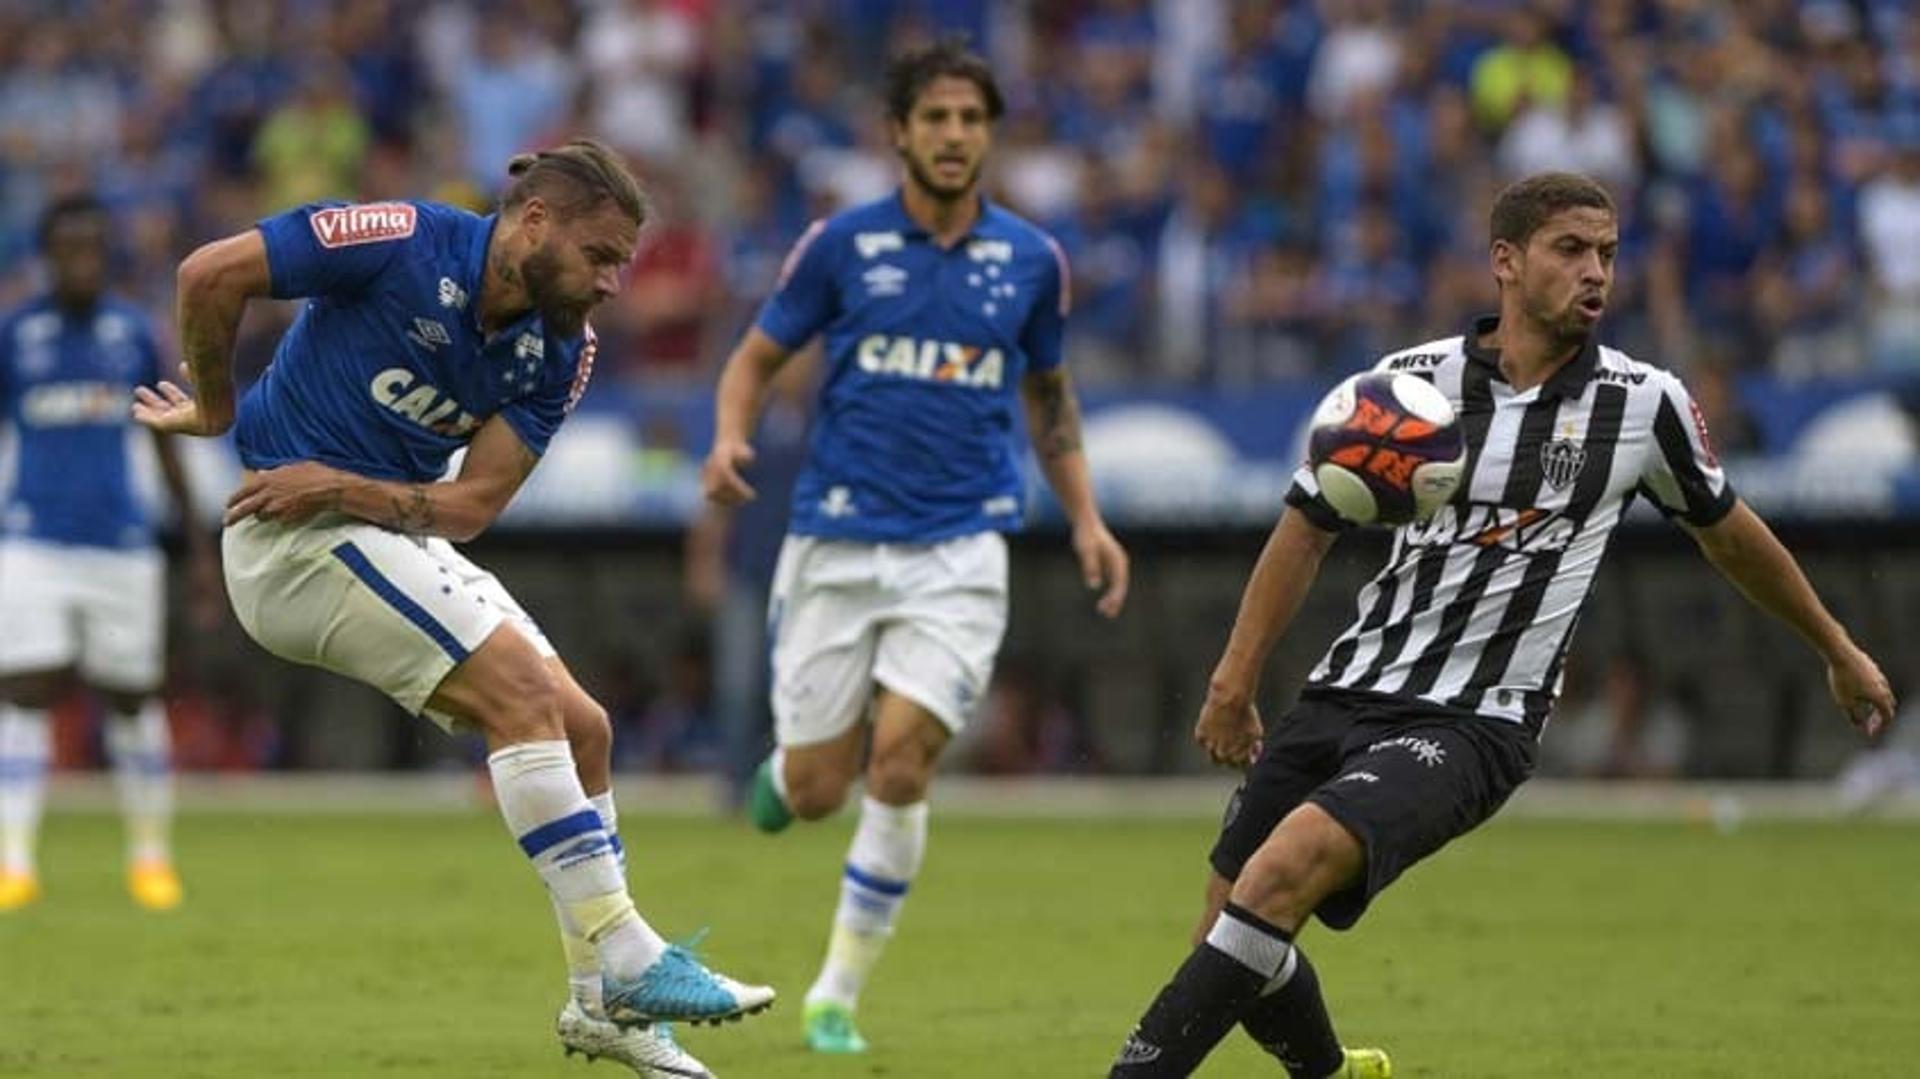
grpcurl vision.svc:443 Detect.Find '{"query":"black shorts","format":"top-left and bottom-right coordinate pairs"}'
top-left (1209, 687), bottom-right (1536, 930)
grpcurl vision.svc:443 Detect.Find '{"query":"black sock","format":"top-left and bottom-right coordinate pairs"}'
top-left (1239, 945), bottom-right (1344, 1079)
top-left (1111, 903), bottom-right (1293, 1077)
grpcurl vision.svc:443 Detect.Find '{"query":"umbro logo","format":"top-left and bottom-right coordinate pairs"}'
top-left (1115, 1032), bottom-right (1162, 1066)
top-left (408, 317), bottom-right (452, 352)
top-left (863, 264), bottom-right (908, 297)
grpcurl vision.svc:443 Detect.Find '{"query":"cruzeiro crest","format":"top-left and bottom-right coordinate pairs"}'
top-left (1541, 437), bottom-right (1586, 490)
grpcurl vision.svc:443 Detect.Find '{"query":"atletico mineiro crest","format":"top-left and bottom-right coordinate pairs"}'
top-left (1541, 438), bottom-right (1586, 491)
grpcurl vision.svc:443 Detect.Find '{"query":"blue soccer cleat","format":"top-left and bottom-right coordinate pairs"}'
top-left (603, 942), bottom-right (777, 1027)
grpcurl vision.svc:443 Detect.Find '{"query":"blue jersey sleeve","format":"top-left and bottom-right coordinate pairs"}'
top-left (498, 330), bottom-right (596, 457)
top-left (256, 201), bottom-right (420, 301)
top-left (754, 218), bottom-right (839, 350)
top-left (1021, 235), bottom-right (1071, 373)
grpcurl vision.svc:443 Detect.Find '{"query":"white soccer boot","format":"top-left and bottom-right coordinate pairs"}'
top-left (558, 999), bottom-right (715, 1077)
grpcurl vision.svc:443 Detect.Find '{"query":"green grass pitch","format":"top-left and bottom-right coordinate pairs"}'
top-left (1, 811), bottom-right (1914, 1077)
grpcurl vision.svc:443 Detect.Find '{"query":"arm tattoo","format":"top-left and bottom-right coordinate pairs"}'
top-left (388, 485), bottom-right (435, 533)
top-left (1029, 370), bottom-right (1083, 459)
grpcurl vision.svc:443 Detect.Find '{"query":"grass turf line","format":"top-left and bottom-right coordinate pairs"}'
top-left (0, 813), bottom-right (1913, 1077)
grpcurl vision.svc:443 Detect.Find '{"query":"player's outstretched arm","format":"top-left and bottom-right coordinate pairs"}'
top-left (134, 232), bottom-right (272, 437)
top-left (702, 327), bottom-right (790, 506)
top-left (1196, 509), bottom-right (1340, 767)
top-left (1020, 367), bottom-right (1129, 618)
top-left (1685, 499), bottom-right (1896, 739)
top-left (224, 416), bottom-right (539, 542)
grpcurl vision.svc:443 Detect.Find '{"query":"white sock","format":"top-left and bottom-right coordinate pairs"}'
top-left (104, 700), bottom-right (174, 867)
top-left (805, 795), bottom-right (928, 1009)
top-left (0, 705), bottom-right (51, 876)
top-left (489, 741), bottom-right (665, 982)
top-left (768, 748), bottom-right (790, 804)
top-left (559, 789), bottom-right (628, 1013)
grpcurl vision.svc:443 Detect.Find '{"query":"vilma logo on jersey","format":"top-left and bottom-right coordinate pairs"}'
top-left (856, 333), bottom-right (1004, 389)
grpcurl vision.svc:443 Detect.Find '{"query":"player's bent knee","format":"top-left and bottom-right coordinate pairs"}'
top-left (564, 697), bottom-right (612, 758)
top-left (865, 751), bottom-right (933, 805)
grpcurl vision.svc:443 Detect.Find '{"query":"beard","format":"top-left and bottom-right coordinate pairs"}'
top-left (902, 150), bottom-right (980, 202)
top-left (1522, 285), bottom-right (1597, 349)
top-left (522, 243), bottom-right (592, 338)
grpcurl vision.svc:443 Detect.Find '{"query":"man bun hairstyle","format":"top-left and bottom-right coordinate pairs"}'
top-left (884, 36), bottom-right (1005, 124)
top-left (502, 138), bottom-right (648, 226)
top-left (1489, 171), bottom-right (1615, 247)
top-left (38, 191), bottom-right (108, 251)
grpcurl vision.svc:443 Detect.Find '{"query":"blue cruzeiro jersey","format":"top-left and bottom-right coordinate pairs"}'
top-left (756, 192), bottom-right (1070, 542)
top-left (236, 200), bottom-right (595, 484)
top-left (0, 294), bottom-right (165, 549)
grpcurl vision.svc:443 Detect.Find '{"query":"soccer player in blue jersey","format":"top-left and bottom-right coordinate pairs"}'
top-left (132, 140), bottom-right (768, 1076)
top-left (703, 41), bottom-right (1131, 1054)
top-left (0, 194), bottom-right (220, 914)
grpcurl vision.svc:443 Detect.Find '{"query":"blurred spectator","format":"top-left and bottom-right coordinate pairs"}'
top-left (455, 15), bottom-right (574, 193)
top-left (0, 0), bottom-right (1913, 403)
top-left (1469, 8), bottom-right (1573, 134)
top-left (1756, 177), bottom-right (1863, 376)
top-left (252, 62), bottom-right (371, 211)
top-left (580, 0), bottom-right (703, 161)
top-left (600, 168), bottom-right (722, 382)
top-left (1499, 68), bottom-right (1639, 189)
top-left (1308, 0), bottom-right (1401, 124)
top-left (1859, 137), bottom-right (1920, 369)
top-left (1156, 160), bottom-right (1264, 381)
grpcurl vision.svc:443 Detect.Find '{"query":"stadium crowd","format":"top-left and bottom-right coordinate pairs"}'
top-left (3, 0), bottom-right (1920, 391)
top-left (4, 0), bottom-right (1916, 779)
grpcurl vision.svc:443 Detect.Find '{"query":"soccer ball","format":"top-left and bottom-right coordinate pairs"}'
top-left (1307, 372), bottom-right (1465, 526)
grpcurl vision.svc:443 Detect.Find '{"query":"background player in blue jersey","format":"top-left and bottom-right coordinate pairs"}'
top-left (702, 41), bottom-right (1131, 1054)
top-left (0, 194), bottom-right (220, 914)
top-left (131, 140), bottom-right (769, 1076)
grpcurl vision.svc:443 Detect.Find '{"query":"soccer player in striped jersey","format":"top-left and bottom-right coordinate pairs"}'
top-left (0, 194), bottom-right (221, 913)
top-left (1110, 172), bottom-right (1897, 1078)
top-left (133, 140), bottom-right (766, 1076)
top-left (703, 40), bottom-right (1129, 1054)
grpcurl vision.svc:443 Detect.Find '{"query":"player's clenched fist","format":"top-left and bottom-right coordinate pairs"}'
top-left (1193, 691), bottom-right (1263, 768)
top-left (702, 438), bottom-right (758, 506)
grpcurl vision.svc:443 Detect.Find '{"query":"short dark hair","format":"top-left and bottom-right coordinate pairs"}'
top-left (501, 138), bottom-right (648, 226)
top-left (883, 37), bottom-right (1005, 124)
top-left (1489, 172), bottom-right (1615, 247)
top-left (38, 192), bottom-right (108, 252)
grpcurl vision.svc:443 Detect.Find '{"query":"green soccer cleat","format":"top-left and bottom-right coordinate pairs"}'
top-left (1338, 1047), bottom-right (1392, 1077)
top-left (746, 759), bottom-right (793, 834)
top-left (803, 1000), bottom-right (868, 1054)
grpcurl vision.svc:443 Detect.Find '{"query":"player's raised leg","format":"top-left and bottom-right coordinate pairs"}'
top-left (801, 689), bottom-right (943, 1054)
top-left (540, 659), bottom-right (715, 1076)
top-left (430, 624), bottom-right (773, 1027)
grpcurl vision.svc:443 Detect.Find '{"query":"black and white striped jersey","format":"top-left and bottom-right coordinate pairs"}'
top-left (1288, 315), bottom-right (1735, 732)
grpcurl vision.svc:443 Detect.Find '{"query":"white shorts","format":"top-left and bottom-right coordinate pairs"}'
top-left (0, 538), bottom-right (164, 691)
top-left (768, 531), bottom-right (1009, 746)
top-left (222, 512), bottom-right (554, 731)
